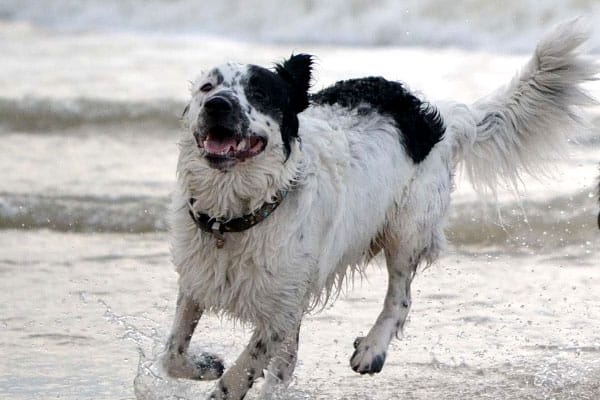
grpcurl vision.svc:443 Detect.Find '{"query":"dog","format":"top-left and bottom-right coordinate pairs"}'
top-left (161, 21), bottom-right (596, 399)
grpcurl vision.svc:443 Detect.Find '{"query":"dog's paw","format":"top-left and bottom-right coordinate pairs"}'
top-left (192, 352), bottom-right (225, 380)
top-left (162, 351), bottom-right (224, 381)
top-left (350, 336), bottom-right (387, 375)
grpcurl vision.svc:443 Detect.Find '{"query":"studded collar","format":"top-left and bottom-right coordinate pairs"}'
top-left (188, 189), bottom-right (288, 248)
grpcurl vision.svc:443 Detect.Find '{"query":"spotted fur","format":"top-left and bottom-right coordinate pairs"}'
top-left (162, 21), bottom-right (597, 400)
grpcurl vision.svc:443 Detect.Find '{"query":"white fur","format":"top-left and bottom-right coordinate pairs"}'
top-left (164, 21), bottom-right (597, 399)
top-left (459, 20), bottom-right (597, 194)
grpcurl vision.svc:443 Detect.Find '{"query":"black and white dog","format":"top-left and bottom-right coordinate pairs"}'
top-left (162, 21), bottom-right (596, 399)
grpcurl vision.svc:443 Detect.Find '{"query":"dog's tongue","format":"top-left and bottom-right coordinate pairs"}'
top-left (204, 137), bottom-right (237, 154)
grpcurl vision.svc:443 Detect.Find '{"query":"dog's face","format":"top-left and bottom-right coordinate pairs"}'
top-left (184, 54), bottom-right (313, 170)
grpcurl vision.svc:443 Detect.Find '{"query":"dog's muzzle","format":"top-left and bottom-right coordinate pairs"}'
top-left (194, 95), bottom-right (266, 168)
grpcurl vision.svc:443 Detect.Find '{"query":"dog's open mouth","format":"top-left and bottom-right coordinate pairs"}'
top-left (196, 128), bottom-right (266, 166)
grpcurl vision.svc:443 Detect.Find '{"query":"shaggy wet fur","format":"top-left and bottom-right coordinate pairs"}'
top-left (161, 21), bottom-right (597, 400)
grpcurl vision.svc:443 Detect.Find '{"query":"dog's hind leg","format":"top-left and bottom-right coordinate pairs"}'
top-left (350, 243), bottom-right (417, 375)
top-left (161, 289), bottom-right (224, 380)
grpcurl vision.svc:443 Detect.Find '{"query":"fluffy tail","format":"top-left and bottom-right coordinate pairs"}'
top-left (457, 19), bottom-right (597, 194)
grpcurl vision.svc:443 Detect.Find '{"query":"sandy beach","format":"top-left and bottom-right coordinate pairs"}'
top-left (1, 231), bottom-right (599, 399)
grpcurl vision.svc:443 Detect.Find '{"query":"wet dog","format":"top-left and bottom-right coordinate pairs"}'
top-left (162, 21), bottom-right (596, 399)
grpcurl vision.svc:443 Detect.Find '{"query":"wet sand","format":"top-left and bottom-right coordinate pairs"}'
top-left (1, 230), bottom-right (599, 399)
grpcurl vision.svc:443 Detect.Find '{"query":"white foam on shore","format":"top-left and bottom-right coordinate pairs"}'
top-left (2, 0), bottom-right (600, 52)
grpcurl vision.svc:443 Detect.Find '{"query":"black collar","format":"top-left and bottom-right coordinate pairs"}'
top-left (188, 189), bottom-right (288, 248)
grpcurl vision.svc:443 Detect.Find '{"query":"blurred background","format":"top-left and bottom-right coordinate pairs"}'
top-left (1, 0), bottom-right (598, 236)
top-left (1, 1), bottom-right (599, 399)
top-left (3, 0), bottom-right (600, 49)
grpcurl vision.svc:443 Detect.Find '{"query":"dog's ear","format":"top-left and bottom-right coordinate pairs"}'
top-left (275, 53), bottom-right (313, 113)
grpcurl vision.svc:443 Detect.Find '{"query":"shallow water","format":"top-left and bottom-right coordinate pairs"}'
top-left (1, 231), bottom-right (599, 399)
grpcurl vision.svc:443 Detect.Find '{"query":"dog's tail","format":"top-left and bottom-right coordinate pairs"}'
top-left (450, 19), bottom-right (597, 194)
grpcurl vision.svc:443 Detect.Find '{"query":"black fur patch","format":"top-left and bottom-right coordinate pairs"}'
top-left (245, 66), bottom-right (298, 158)
top-left (274, 54), bottom-right (313, 113)
top-left (249, 339), bottom-right (267, 360)
top-left (244, 54), bottom-right (313, 159)
top-left (311, 77), bottom-right (445, 163)
top-left (209, 69), bottom-right (224, 86)
top-left (245, 66), bottom-right (288, 121)
top-left (218, 381), bottom-right (229, 396)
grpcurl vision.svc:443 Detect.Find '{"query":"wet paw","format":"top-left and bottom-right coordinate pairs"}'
top-left (191, 352), bottom-right (225, 380)
top-left (350, 336), bottom-right (387, 375)
top-left (162, 351), bottom-right (224, 381)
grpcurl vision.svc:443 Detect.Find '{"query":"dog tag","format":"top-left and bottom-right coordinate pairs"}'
top-left (211, 222), bottom-right (226, 248)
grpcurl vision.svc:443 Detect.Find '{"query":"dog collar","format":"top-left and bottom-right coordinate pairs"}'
top-left (187, 189), bottom-right (288, 248)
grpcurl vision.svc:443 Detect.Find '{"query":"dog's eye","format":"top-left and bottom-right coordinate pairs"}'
top-left (254, 89), bottom-right (267, 100)
top-left (200, 83), bottom-right (214, 92)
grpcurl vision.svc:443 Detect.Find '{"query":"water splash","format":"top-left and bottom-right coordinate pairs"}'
top-left (97, 298), bottom-right (215, 400)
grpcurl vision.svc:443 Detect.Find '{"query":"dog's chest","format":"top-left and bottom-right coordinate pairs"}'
top-left (175, 226), bottom-right (309, 324)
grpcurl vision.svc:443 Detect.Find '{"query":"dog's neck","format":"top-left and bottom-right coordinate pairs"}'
top-left (177, 136), bottom-right (303, 220)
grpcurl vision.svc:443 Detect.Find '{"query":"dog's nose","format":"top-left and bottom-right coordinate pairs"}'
top-left (204, 96), bottom-right (232, 115)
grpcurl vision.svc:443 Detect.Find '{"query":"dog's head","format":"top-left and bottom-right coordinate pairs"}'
top-left (183, 54), bottom-right (313, 171)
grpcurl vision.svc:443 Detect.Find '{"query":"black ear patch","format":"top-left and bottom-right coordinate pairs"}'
top-left (275, 54), bottom-right (313, 113)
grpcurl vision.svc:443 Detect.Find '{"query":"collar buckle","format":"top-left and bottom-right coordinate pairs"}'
top-left (211, 221), bottom-right (226, 248)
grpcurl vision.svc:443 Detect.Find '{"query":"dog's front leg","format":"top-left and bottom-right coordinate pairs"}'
top-left (209, 328), bottom-right (289, 400)
top-left (161, 289), bottom-right (224, 380)
top-left (261, 322), bottom-right (301, 395)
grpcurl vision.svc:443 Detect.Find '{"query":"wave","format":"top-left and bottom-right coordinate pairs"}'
top-left (447, 191), bottom-right (599, 250)
top-left (0, 193), bottom-right (168, 233)
top-left (2, 0), bottom-right (600, 52)
top-left (4, 95), bottom-right (600, 137)
top-left (1, 190), bottom-right (597, 249)
top-left (0, 97), bottom-right (185, 132)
